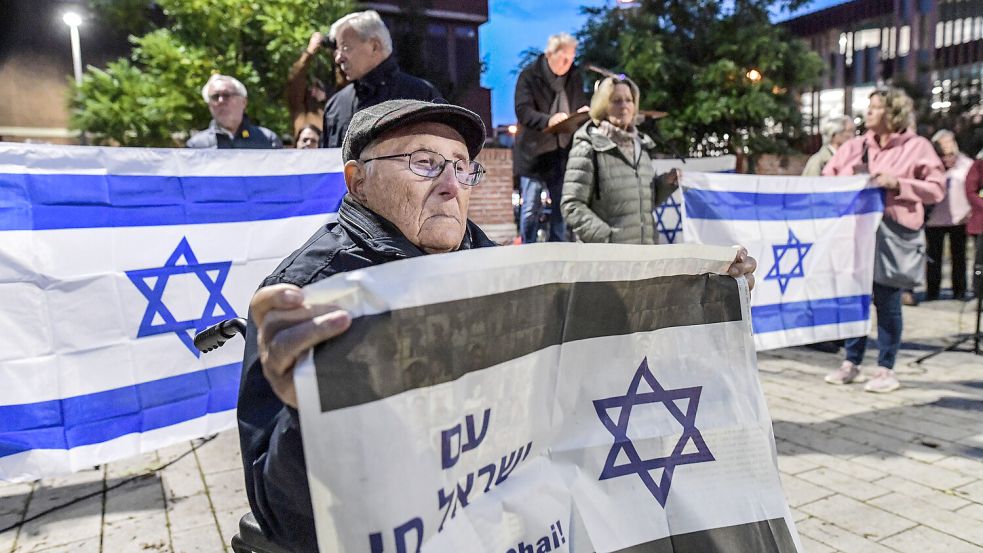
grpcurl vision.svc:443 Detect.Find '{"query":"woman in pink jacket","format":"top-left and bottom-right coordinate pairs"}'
top-left (821, 88), bottom-right (946, 393)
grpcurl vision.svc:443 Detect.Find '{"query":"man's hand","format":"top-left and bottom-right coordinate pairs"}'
top-left (306, 32), bottom-right (323, 55)
top-left (251, 284), bottom-right (352, 408)
top-left (872, 173), bottom-right (899, 190)
top-left (548, 112), bottom-right (570, 127)
top-left (664, 168), bottom-right (681, 188)
top-left (727, 247), bottom-right (757, 291)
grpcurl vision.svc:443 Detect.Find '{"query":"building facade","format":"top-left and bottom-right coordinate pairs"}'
top-left (786, 0), bottom-right (983, 132)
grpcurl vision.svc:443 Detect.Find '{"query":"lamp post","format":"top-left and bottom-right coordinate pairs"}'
top-left (63, 11), bottom-right (86, 144)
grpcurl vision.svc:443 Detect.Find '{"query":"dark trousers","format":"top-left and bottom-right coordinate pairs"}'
top-left (925, 224), bottom-right (967, 299)
top-left (845, 282), bottom-right (903, 370)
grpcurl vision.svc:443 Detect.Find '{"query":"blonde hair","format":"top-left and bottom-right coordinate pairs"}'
top-left (545, 33), bottom-right (577, 54)
top-left (869, 88), bottom-right (914, 133)
top-left (329, 10), bottom-right (393, 56)
top-left (589, 77), bottom-right (640, 126)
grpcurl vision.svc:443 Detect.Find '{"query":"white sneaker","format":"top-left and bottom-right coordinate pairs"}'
top-left (824, 361), bottom-right (862, 385)
top-left (864, 367), bottom-right (900, 393)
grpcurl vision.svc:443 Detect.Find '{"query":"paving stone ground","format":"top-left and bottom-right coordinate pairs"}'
top-left (1, 297), bottom-right (981, 552)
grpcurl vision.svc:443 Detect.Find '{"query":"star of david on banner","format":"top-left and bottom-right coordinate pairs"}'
top-left (593, 357), bottom-right (714, 507)
top-left (654, 192), bottom-right (683, 244)
top-left (126, 237), bottom-right (238, 357)
top-left (764, 229), bottom-right (813, 294)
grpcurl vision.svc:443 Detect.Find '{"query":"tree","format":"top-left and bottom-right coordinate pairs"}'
top-left (70, 0), bottom-right (353, 146)
top-left (575, 1), bottom-right (824, 158)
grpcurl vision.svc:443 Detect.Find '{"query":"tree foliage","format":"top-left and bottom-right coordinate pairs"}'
top-left (575, 0), bottom-right (824, 157)
top-left (71, 0), bottom-right (353, 146)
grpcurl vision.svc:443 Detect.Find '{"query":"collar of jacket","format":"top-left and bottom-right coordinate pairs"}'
top-left (337, 194), bottom-right (478, 259)
top-left (208, 114), bottom-right (252, 138)
top-left (354, 55), bottom-right (400, 98)
top-left (581, 122), bottom-right (655, 153)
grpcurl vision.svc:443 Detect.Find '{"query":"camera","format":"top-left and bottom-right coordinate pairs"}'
top-left (320, 35), bottom-right (336, 50)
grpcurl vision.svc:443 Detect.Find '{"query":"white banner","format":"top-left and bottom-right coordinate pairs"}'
top-left (0, 143), bottom-right (345, 481)
top-left (295, 243), bottom-right (802, 553)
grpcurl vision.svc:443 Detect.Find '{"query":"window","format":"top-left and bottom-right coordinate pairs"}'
top-left (426, 23), bottom-right (449, 77)
top-left (898, 26), bottom-right (911, 56)
top-left (453, 26), bottom-right (478, 85)
top-left (936, 21), bottom-right (944, 48)
top-left (944, 20), bottom-right (953, 47)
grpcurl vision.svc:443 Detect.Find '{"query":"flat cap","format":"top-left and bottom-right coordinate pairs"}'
top-left (341, 99), bottom-right (486, 162)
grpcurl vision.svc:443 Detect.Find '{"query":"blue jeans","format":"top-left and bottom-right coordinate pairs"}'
top-left (519, 175), bottom-right (566, 243)
top-left (844, 282), bottom-right (903, 369)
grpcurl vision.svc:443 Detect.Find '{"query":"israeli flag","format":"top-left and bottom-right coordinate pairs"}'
top-left (681, 172), bottom-right (883, 351)
top-left (0, 143), bottom-right (345, 481)
top-left (295, 243), bottom-right (803, 553)
top-left (651, 155), bottom-right (736, 244)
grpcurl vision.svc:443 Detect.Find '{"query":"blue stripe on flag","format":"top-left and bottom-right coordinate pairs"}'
top-left (0, 172), bottom-right (345, 230)
top-left (0, 363), bottom-right (240, 458)
top-left (683, 188), bottom-right (884, 220)
top-left (750, 295), bottom-right (871, 334)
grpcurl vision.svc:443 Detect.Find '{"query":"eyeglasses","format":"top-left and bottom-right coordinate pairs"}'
top-left (208, 92), bottom-right (241, 103)
top-left (360, 149), bottom-right (485, 187)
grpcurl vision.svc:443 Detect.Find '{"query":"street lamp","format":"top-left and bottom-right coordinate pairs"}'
top-left (746, 69), bottom-right (762, 83)
top-left (63, 11), bottom-right (86, 144)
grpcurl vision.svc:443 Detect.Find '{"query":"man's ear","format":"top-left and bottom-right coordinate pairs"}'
top-left (344, 160), bottom-right (368, 202)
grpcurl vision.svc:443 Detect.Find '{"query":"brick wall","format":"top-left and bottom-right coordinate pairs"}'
top-left (754, 154), bottom-right (811, 176)
top-left (470, 148), bottom-right (517, 244)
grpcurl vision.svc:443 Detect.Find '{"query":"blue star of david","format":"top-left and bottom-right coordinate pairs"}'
top-left (126, 237), bottom-right (237, 357)
top-left (764, 229), bottom-right (813, 294)
top-left (593, 357), bottom-right (714, 507)
top-left (654, 192), bottom-right (683, 243)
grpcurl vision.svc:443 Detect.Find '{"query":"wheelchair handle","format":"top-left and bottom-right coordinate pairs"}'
top-left (194, 318), bottom-right (247, 353)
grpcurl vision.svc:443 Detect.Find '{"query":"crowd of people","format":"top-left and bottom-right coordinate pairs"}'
top-left (173, 9), bottom-right (983, 552)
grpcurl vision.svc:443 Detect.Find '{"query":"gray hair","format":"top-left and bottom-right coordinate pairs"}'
top-left (201, 74), bottom-right (247, 103)
top-left (329, 10), bottom-right (393, 57)
top-left (930, 129), bottom-right (956, 144)
top-left (820, 115), bottom-right (853, 144)
top-left (546, 32), bottom-right (577, 54)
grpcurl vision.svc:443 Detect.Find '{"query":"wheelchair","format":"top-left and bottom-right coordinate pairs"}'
top-left (194, 319), bottom-right (291, 553)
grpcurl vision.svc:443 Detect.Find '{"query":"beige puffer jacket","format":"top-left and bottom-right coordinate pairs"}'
top-left (561, 122), bottom-right (676, 244)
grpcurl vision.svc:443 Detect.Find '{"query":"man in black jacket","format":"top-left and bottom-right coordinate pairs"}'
top-left (513, 33), bottom-right (589, 243)
top-left (239, 99), bottom-right (493, 552)
top-left (319, 10), bottom-right (443, 148)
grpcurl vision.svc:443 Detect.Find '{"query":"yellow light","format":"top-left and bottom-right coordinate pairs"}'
top-left (746, 69), bottom-right (762, 82)
top-left (508, 124), bottom-right (517, 135)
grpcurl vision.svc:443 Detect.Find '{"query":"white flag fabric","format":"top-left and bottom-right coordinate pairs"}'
top-left (651, 155), bottom-right (736, 245)
top-left (0, 143), bottom-right (345, 481)
top-left (681, 172), bottom-right (883, 351)
top-left (295, 243), bottom-right (802, 553)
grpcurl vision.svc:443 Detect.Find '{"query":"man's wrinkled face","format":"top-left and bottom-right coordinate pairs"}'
top-left (936, 135), bottom-right (959, 169)
top-left (334, 25), bottom-right (381, 81)
top-left (545, 46), bottom-right (575, 77)
top-left (832, 121), bottom-right (856, 147)
top-left (207, 80), bottom-right (247, 131)
top-left (345, 122), bottom-right (472, 254)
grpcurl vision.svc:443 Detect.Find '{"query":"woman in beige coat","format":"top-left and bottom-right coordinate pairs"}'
top-left (560, 76), bottom-right (678, 244)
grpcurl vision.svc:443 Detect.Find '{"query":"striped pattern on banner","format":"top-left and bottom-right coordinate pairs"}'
top-left (651, 155), bottom-right (737, 245)
top-left (0, 143), bottom-right (345, 481)
top-left (681, 172), bottom-right (883, 351)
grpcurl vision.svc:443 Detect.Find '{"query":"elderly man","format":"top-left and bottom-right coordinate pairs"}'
top-left (319, 10), bottom-right (443, 148)
top-left (237, 99), bottom-right (757, 552)
top-left (187, 74), bottom-right (282, 149)
top-left (925, 129), bottom-right (974, 300)
top-left (802, 115), bottom-right (855, 176)
top-left (514, 33), bottom-right (589, 243)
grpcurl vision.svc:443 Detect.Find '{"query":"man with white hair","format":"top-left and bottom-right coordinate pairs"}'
top-left (513, 32), bottom-right (589, 243)
top-left (801, 115), bottom-right (855, 176)
top-left (187, 74), bottom-right (282, 149)
top-left (319, 10), bottom-right (443, 148)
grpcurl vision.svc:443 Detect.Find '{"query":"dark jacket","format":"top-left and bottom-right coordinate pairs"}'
top-left (319, 55), bottom-right (444, 148)
top-left (513, 55), bottom-right (588, 179)
top-left (238, 195), bottom-right (496, 553)
top-left (186, 116), bottom-right (282, 149)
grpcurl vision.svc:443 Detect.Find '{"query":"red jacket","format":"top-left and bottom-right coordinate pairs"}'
top-left (966, 159), bottom-right (983, 236)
